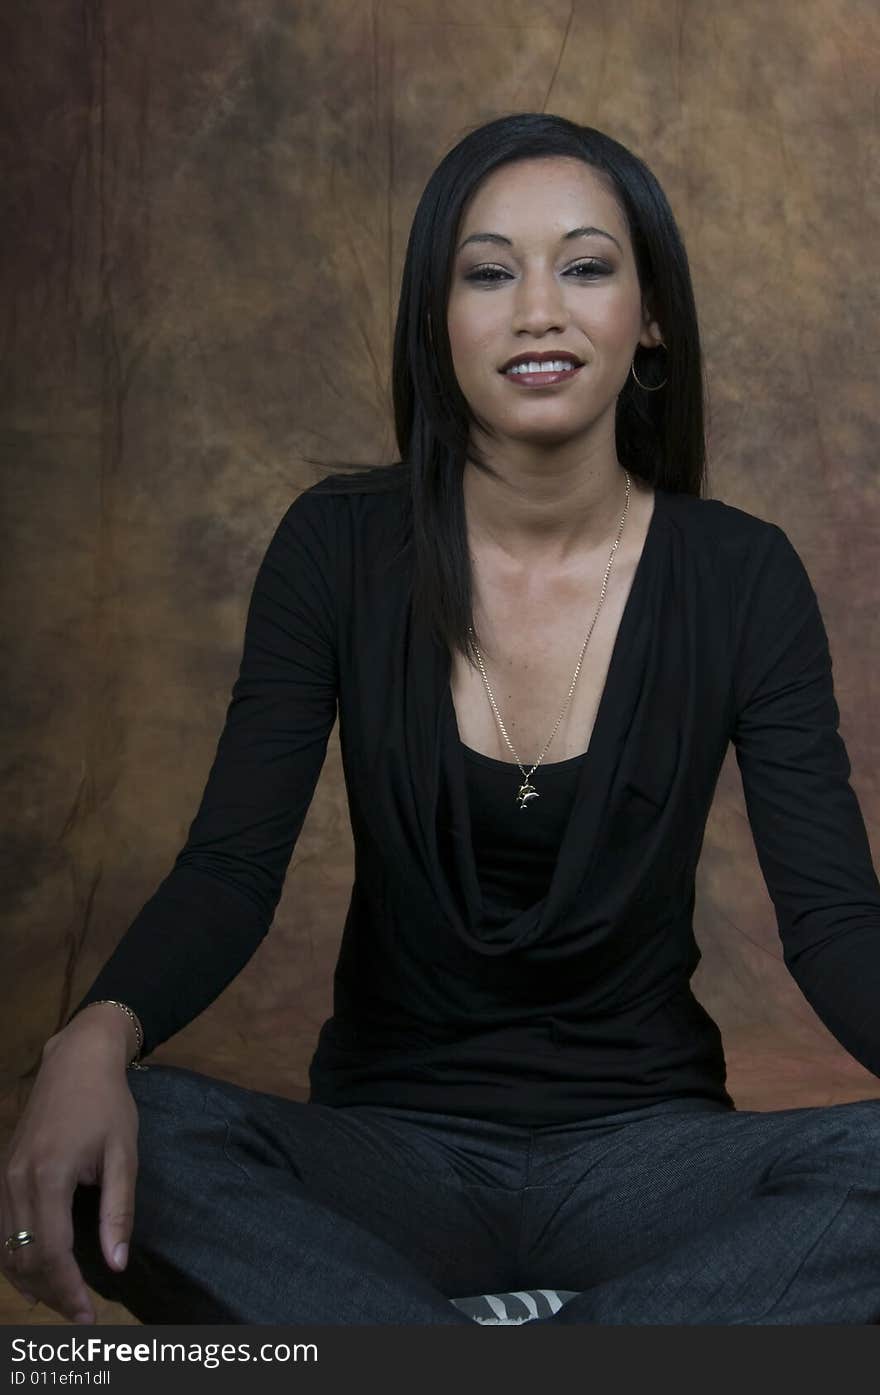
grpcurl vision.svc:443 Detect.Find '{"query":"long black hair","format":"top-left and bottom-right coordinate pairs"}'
top-left (303, 112), bottom-right (710, 672)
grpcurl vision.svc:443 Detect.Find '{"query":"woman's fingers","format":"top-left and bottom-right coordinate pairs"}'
top-left (0, 1141), bottom-right (39, 1305)
top-left (25, 1167), bottom-right (96, 1323)
top-left (98, 1136), bottom-right (138, 1277)
top-left (1, 1142), bottom-right (95, 1323)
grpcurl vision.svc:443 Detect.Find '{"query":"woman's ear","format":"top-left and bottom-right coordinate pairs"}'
top-left (639, 314), bottom-right (664, 350)
top-left (639, 293), bottom-right (663, 349)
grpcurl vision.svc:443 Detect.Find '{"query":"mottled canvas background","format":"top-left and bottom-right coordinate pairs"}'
top-left (3, 0), bottom-right (879, 1159)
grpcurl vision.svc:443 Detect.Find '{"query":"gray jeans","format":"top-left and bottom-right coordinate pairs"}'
top-left (72, 1063), bottom-right (880, 1324)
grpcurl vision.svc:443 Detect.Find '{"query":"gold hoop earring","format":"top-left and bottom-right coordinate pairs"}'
top-left (631, 342), bottom-right (668, 391)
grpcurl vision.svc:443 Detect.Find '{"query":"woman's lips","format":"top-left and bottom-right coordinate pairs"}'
top-left (501, 364), bottom-right (583, 388)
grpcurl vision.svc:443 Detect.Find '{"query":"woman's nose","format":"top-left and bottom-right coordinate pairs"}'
top-left (510, 275), bottom-right (568, 330)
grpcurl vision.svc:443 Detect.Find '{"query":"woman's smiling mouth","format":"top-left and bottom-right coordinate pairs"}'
top-left (501, 360), bottom-right (584, 388)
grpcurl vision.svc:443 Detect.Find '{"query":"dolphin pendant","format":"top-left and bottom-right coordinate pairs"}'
top-left (516, 781), bottom-right (539, 809)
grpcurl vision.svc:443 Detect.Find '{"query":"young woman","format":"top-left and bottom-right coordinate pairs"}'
top-left (4, 112), bottom-right (880, 1326)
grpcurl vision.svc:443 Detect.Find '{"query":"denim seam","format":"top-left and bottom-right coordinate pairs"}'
top-left (515, 1130), bottom-right (534, 1281)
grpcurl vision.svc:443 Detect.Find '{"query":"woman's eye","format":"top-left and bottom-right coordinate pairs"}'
top-left (569, 260), bottom-right (608, 278)
top-left (465, 260), bottom-right (608, 284)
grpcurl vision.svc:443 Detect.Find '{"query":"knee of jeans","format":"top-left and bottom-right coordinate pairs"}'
top-left (127, 1064), bottom-right (216, 1147)
top-left (835, 1099), bottom-right (880, 1153)
top-left (126, 1063), bottom-right (212, 1107)
top-left (777, 1098), bottom-right (880, 1184)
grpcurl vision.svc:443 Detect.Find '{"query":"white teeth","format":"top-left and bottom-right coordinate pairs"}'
top-left (506, 360), bottom-right (577, 375)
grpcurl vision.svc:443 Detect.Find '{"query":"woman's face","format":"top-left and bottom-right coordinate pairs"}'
top-left (445, 156), bottom-right (663, 451)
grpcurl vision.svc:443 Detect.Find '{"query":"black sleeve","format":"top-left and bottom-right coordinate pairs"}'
top-left (65, 488), bottom-right (339, 1057)
top-left (732, 522), bottom-right (880, 1076)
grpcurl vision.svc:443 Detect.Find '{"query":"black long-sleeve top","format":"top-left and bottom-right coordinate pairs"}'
top-left (68, 469), bottom-right (880, 1126)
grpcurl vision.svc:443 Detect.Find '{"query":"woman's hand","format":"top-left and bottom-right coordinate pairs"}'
top-left (0, 1016), bottom-right (140, 1324)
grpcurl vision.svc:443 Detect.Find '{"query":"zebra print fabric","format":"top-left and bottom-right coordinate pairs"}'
top-left (450, 1289), bottom-right (579, 1324)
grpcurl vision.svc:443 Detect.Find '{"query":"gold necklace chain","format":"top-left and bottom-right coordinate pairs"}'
top-left (468, 469), bottom-right (631, 810)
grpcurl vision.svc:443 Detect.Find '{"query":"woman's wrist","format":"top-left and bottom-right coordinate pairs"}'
top-left (43, 1002), bottom-right (143, 1069)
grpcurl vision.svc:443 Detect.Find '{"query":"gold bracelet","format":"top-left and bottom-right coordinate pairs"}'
top-left (75, 1000), bottom-right (149, 1071)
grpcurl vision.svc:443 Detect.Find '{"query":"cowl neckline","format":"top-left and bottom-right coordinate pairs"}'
top-left (395, 485), bottom-right (670, 957)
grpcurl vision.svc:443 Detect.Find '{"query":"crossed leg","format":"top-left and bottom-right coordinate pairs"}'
top-left (519, 1097), bottom-right (880, 1324)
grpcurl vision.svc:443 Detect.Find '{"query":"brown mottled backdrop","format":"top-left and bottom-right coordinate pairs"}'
top-left (1, 0), bottom-right (879, 1321)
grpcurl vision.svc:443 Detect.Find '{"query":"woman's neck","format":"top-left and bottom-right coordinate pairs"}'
top-left (462, 457), bottom-right (637, 572)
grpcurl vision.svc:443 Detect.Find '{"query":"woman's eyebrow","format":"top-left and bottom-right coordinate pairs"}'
top-left (457, 226), bottom-right (622, 253)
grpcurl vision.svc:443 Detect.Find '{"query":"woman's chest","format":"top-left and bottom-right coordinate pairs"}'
top-left (450, 554), bottom-right (641, 766)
